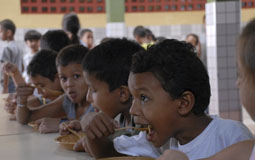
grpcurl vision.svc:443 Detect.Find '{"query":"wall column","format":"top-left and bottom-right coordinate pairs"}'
top-left (206, 0), bottom-right (241, 120)
top-left (105, 0), bottom-right (126, 38)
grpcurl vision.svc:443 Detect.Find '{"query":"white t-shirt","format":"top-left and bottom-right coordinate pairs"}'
top-left (114, 116), bottom-right (253, 159)
top-left (22, 51), bottom-right (34, 83)
top-left (169, 116), bottom-right (253, 160)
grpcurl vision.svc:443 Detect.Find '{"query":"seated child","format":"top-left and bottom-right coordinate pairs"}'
top-left (23, 30), bottom-right (41, 83)
top-left (60, 38), bottom-right (143, 154)
top-left (16, 45), bottom-right (93, 133)
top-left (0, 19), bottom-right (24, 93)
top-left (40, 30), bottom-right (71, 52)
top-left (114, 39), bottom-right (253, 160)
top-left (79, 29), bottom-right (94, 49)
top-left (185, 33), bottom-right (201, 58)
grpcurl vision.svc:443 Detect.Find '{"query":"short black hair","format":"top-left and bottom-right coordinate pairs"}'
top-left (24, 30), bottom-right (41, 41)
top-left (83, 38), bottom-right (144, 91)
top-left (133, 25), bottom-right (146, 38)
top-left (40, 30), bottom-right (71, 52)
top-left (145, 28), bottom-right (156, 41)
top-left (62, 13), bottom-right (80, 44)
top-left (0, 19), bottom-right (16, 35)
top-left (131, 39), bottom-right (211, 115)
top-left (27, 49), bottom-right (58, 81)
top-left (80, 29), bottom-right (92, 38)
top-left (56, 44), bottom-right (89, 67)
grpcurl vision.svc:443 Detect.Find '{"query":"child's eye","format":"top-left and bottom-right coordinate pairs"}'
top-left (74, 74), bottom-right (80, 79)
top-left (60, 76), bottom-right (67, 82)
top-left (140, 94), bottom-right (149, 103)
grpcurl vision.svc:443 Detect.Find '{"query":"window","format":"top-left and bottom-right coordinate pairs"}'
top-left (248, 2), bottom-right (253, 7)
top-left (139, 0), bottom-right (144, 2)
top-left (242, 2), bottom-right (246, 7)
top-left (156, 0), bottom-right (161, 2)
top-left (69, 7), bottom-right (75, 11)
top-left (97, 6), bottom-right (103, 11)
top-left (132, 0), bottom-right (137, 2)
top-left (22, 0), bottom-right (28, 2)
top-left (132, 6), bottom-right (137, 11)
top-left (155, 5), bottom-right (161, 10)
top-left (97, 0), bottom-right (103, 2)
top-left (164, 5), bottom-right (170, 10)
top-left (61, 0), bottom-right (66, 2)
top-left (22, 6), bottom-right (29, 12)
top-left (31, 0), bottom-right (37, 2)
top-left (87, 0), bottom-right (92, 2)
top-left (50, 7), bottom-right (56, 12)
top-left (181, 5), bottom-right (185, 10)
top-left (50, 0), bottom-right (55, 3)
top-left (79, 0), bottom-right (85, 2)
top-left (197, 4), bottom-right (202, 9)
top-left (139, 6), bottom-right (145, 11)
top-left (61, 7), bottom-right (67, 12)
top-left (171, 5), bottom-right (177, 10)
top-left (41, 0), bottom-right (47, 2)
top-left (87, 6), bottom-right (93, 12)
top-left (148, 6), bottom-right (154, 11)
top-left (79, 7), bottom-right (85, 12)
top-left (69, 0), bottom-right (75, 2)
top-left (31, 7), bottom-right (37, 12)
top-left (148, 0), bottom-right (153, 2)
top-left (42, 7), bottom-right (48, 12)
top-left (188, 4), bottom-right (193, 10)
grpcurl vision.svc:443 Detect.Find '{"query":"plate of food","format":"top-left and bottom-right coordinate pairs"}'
top-left (55, 132), bottom-right (85, 151)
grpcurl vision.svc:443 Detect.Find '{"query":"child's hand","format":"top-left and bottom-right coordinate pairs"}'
top-left (157, 150), bottom-right (189, 160)
top-left (4, 93), bottom-right (17, 114)
top-left (35, 118), bottom-right (60, 134)
top-left (2, 62), bottom-right (18, 75)
top-left (16, 84), bottom-right (34, 104)
top-left (80, 112), bottom-right (117, 139)
top-left (59, 120), bottom-right (81, 135)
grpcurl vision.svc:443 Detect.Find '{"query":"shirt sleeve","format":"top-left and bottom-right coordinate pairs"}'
top-left (1, 47), bottom-right (12, 62)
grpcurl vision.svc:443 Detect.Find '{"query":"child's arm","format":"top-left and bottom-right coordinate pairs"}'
top-left (2, 74), bottom-right (9, 93)
top-left (79, 112), bottom-right (124, 158)
top-left (35, 117), bottom-right (62, 134)
top-left (157, 150), bottom-right (189, 160)
top-left (2, 62), bottom-right (25, 87)
top-left (16, 84), bottom-right (65, 124)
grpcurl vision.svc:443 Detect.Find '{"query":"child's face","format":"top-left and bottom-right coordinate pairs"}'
top-left (81, 32), bottom-right (93, 48)
top-left (185, 35), bottom-right (196, 47)
top-left (237, 60), bottom-right (255, 121)
top-left (83, 71), bottom-right (125, 118)
top-left (0, 26), bottom-right (8, 41)
top-left (128, 72), bottom-right (180, 147)
top-left (58, 64), bottom-right (88, 104)
top-left (30, 74), bottom-right (61, 99)
top-left (26, 39), bottom-right (40, 53)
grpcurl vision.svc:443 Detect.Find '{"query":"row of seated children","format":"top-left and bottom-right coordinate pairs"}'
top-left (59, 38), bottom-right (253, 159)
top-left (1, 19), bottom-right (254, 160)
top-left (158, 18), bottom-right (255, 160)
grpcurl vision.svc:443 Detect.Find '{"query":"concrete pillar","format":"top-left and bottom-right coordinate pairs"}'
top-left (105, 0), bottom-right (126, 38)
top-left (206, 0), bottom-right (241, 120)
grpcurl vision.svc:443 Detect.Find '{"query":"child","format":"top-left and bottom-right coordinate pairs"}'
top-left (185, 33), bottom-right (201, 58)
top-left (0, 19), bottom-right (24, 93)
top-left (16, 45), bottom-right (93, 133)
top-left (61, 38), bottom-right (143, 154)
top-left (40, 30), bottom-right (71, 52)
top-left (79, 29), bottom-right (94, 49)
top-left (14, 49), bottom-right (63, 124)
top-left (62, 13), bottom-right (80, 44)
top-left (114, 39), bottom-right (253, 160)
top-left (23, 30), bottom-right (41, 82)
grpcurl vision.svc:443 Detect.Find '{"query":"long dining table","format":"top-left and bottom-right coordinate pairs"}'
top-left (0, 94), bottom-right (93, 160)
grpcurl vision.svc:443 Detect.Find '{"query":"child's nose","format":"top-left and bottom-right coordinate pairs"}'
top-left (86, 88), bottom-right (93, 103)
top-left (129, 99), bottom-right (140, 116)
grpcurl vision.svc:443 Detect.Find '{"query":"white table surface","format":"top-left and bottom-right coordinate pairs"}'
top-left (0, 94), bottom-right (93, 160)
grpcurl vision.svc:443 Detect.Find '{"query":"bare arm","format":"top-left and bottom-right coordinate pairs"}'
top-left (16, 94), bottom-right (65, 124)
top-left (2, 74), bottom-right (9, 93)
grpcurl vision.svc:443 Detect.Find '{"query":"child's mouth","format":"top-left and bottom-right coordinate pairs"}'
top-left (138, 124), bottom-right (155, 142)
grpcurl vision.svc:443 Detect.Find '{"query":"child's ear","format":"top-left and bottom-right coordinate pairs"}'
top-left (177, 91), bottom-right (195, 116)
top-left (119, 85), bottom-right (132, 103)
